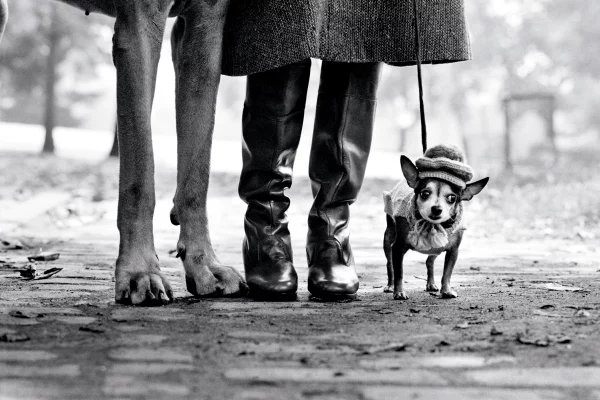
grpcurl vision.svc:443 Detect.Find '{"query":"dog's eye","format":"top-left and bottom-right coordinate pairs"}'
top-left (420, 190), bottom-right (430, 199)
top-left (447, 194), bottom-right (457, 204)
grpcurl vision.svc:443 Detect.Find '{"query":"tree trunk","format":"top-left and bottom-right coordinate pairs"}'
top-left (42, 5), bottom-right (59, 154)
top-left (108, 122), bottom-right (119, 157)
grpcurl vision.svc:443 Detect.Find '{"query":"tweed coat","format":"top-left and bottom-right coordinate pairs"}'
top-left (222, 0), bottom-right (472, 76)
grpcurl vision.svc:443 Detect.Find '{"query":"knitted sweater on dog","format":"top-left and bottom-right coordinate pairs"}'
top-left (383, 180), bottom-right (465, 255)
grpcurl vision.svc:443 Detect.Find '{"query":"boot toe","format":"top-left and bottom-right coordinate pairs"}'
top-left (308, 265), bottom-right (359, 298)
top-left (245, 261), bottom-right (298, 299)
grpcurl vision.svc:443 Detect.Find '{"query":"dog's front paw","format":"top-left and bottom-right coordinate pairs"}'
top-left (181, 247), bottom-right (248, 297)
top-left (383, 285), bottom-right (393, 293)
top-left (393, 291), bottom-right (409, 300)
top-left (426, 282), bottom-right (439, 292)
top-left (115, 255), bottom-right (173, 306)
top-left (208, 264), bottom-right (249, 297)
top-left (440, 286), bottom-right (458, 299)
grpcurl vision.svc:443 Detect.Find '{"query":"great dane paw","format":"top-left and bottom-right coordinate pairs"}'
top-left (181, 248), bottom-right (248, 297)
top-left (383, 285), bottom-right (393, 293)
top-left (393, 291), bottom-right (409, 300)
top-left (426, 282), bottom-right (439, 292)
top-left (115, 257), bottom-right (173, 306)
top-left (440, 286), bottom-right (458, 298)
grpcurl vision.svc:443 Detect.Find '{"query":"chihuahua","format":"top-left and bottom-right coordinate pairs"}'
top-left (382, 144), bottom-right (488, 300)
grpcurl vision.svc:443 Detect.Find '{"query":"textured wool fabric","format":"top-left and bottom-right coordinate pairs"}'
top-left (383, 180), bottom-right (465, 254)
top-left (416, 157), bottom-right (474, 188)
top-left (222, 0), bottom-right (472, 76)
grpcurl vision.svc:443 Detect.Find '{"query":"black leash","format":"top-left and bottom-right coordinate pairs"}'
top-left (413, 0), bottom-right (427, 154)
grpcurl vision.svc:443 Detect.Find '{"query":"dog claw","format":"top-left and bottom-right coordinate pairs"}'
top-left (176, 243), bottom-right (186, 260)
top-left (170, 206), bottom-right (180, 226)
top-left (426, 283), bottom-right (439, 292)
top-left (159, 292), bottom-right (170, 304)
top-left (383, 285), bottom-right (393, 293)
top-left (441, 290), bottom-right (458, 299)
top-left (393, 291), bottom-right (409, 300)
top-left (115, 261), bottom-right (174, 306)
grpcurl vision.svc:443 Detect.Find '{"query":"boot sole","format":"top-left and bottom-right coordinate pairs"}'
top-left (308, 292), bottom-right (358, 302)
top-left (248, 288), bottom-right (298, 302)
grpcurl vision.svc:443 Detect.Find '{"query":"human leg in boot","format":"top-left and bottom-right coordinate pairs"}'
top-left (307, 61), bottom-right (382, 299)
top-left (238, 59), bottom-right (311, 299)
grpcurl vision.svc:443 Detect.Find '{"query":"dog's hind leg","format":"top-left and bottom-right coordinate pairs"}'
top-left (425, 255), bottom-right (439, 292)
top-left (112, 1), bottom-right (172, 305)
top-left (383, 215), bottom-right (395, 293)
top-left (170, 1), bottom-right (248, 297)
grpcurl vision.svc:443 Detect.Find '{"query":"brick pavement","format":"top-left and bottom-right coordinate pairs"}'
top-left (1, 174), bottom-right (600, 400)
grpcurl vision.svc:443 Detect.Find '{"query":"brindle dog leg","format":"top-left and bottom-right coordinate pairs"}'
top-left (170, 1), bottom-right (248, 296)
top-left (391, 242), bottom-right (409, 300)
top-left (425, 255), bottom-right (439, 292)
top-left (383, 215), bottom-right (395, 293)
top-left (113, 1), bottom-right (173, 305)
top-left (0, 0), bottom-right (7, 41)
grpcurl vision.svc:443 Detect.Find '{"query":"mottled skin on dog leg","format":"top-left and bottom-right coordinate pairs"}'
top-left (112, 0), bottom-right (174, 305)
top-left (169, 1), bottom-right (247, 298)
top-left (425, 255), bottom-right (439, 292)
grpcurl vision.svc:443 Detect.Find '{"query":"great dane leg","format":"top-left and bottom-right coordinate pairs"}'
top-left (113, 1), bottom-right (172, 305)
top-left (0, 0), bottom-right (7, 42)
top-left (170, 1), bottom-right (248, 297)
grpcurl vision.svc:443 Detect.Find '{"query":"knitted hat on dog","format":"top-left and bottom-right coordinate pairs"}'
top-left (415, 144), bottom-right (473, 189)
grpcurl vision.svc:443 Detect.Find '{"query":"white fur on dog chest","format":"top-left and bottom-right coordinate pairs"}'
top-left (383, 180), bottom-right (465, 254)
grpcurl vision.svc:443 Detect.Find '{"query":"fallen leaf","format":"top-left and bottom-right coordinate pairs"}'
top-left (533, 310), bottom-right (563, 318)
top-left (34, 267), bottom-right (62, 280)
top-left (544, 283), bottom-right (582, 292)
top-left (574, 310), bottom-right (591, 318)
top-left (517, 333), bottom-right (571, 347)
top-left (18, 265), bottom-right (36, 279)
top-left (8, 310), bottom-right (30, 319)
top-left (517, 334), bottom-right (549, 347)
top-left (490, 326), bottom-right (503, 336)
top-left (0, 238), bottom-right (24, 250)
top-left (540, 304), bottom-right (556, 310)
top-left (19, 267), bottom-right (62, 281)
top-left (549, 335), bottom-right (571, 344)
top-left (27, 252), bottom-right (60, 262)
top-left (582, 359), bottom-right (599, 367)
top-left (79, 325), bottom-right (105, 334)
top-left (362, 342), bottom-right (407, 355)
top-left (0, 332), bottom-right (30, 342)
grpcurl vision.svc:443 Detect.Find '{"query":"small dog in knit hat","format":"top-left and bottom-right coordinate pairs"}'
top-left (382, 144), bottom-right (489, 300)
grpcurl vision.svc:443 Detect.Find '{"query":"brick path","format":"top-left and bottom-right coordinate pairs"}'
top-left (1, 172), bottom-right (600, 400)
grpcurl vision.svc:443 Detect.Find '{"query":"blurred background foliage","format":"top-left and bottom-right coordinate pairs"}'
top-left (0, 0), bottom-right (599, 240)
top-left (0, 0), bottom-right (599, 167)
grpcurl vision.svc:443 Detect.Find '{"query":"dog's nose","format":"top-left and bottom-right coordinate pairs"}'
top-left (431, 206), bottom-right (442, 216)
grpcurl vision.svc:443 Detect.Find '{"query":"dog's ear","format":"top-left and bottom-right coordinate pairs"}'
top-left (400, 155), bottom-right (419, 188)
top-left (461, 177), bottom-right (489, 201)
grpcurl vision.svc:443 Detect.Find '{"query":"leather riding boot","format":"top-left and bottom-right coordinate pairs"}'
top-left (239, 59), bottom-right (311, 299)
top-left (307, 61), bottom-right (381, 299)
